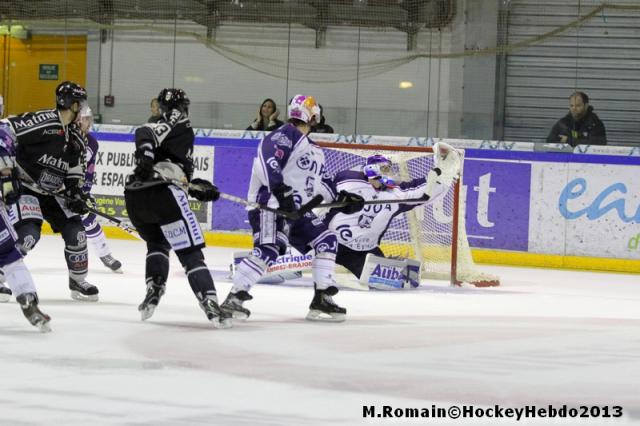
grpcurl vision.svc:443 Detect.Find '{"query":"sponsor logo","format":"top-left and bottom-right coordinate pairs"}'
top-left (357, 213), bottom-right (374, 229)
top-left (37, 154), bottom-right (69, 172)
top-left (559, 178), bottom-right (640, 223)
top-left (266, 157), bottom-right (279, 170)
top-left (68, 253), bottom-right (88, 263)
top-left (0, 229), bottom-right (10, 242)
top-left (272, 133), bottom-right (292, 148)
top-left (629, 233), bottom-right (640, 251)
top-left (12, 111), bottom-right (58, 129)
top-left (371, 264), bottom-right (403, 280)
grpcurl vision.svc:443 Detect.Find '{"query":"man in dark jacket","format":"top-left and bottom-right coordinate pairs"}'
top-left (547, 91), bottom-right (606, 146)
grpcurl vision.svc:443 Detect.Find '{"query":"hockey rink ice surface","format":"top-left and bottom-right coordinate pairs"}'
top-left (0, 235), bottom-right (639, 426)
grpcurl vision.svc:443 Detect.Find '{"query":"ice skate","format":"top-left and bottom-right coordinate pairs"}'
top-left (69, 277), bottom-right (99, 302)
top-left (138, 280), bottom-right (165, 321)
top-left (306, 285), bottom-right (346, 322)
top-left (16, 293), bottom-right (51, 333)
top-left (100, 255), bottom-right (123, 274)
top-left (199, 295), bottom-right (232, 329)
top-left (220, 290), bottom-right (253, 320)
top-left (0, 282), bottom-right (11, 302)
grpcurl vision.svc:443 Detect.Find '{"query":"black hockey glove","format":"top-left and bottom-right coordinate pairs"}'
top-left (272, 183), bottom-right (296, 213)
top-left (64, 186), bottom-right (89, 215)
top-left (189, 178), bottom-right (220, 202)
top-left (133, 151), bottom-right (155, 181)
top-left (0, 168), bottom-right (21, 205)
top-left (336, 190), bottom-right (365, 214)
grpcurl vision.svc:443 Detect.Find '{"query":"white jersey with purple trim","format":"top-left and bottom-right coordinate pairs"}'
top-left (247, 123), bottom-right (335, 209)
top-left (326, 170), bottom-right (445, 251)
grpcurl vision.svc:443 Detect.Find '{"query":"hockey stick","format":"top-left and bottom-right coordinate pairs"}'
top-left (181, 179), bottom-right (324, 221)
top-left (316, 196), bottom-right (430, 209)
top-left (19, 180), bottom-right (139, 236)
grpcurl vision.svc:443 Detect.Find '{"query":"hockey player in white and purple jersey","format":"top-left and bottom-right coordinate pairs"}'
top-left (221, 95), bottom-right (364, 322)
top-left (325, 143), bottom-right (461, 289)
top-left (76, 106), bottom-right (123, 273)
top-left (0, 124), bottom-right (51, 331)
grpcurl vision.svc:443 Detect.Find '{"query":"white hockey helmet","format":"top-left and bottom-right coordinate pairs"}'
top-left (287, 94), bottom-right (321, 124)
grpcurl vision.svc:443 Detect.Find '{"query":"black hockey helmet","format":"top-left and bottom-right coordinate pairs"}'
top-left (157, 88), bottom-right (190, 113)
top-left (56, 81), bottom-right (87, 110)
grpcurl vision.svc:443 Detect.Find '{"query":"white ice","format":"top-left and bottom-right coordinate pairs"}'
top-left (1, 235), bottom-right (639, 425)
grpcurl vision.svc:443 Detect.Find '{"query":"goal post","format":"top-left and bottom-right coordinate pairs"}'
top-left (317, 141), bottom-right (500, 287)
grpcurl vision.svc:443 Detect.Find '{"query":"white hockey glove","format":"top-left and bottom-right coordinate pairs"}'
top-left (432, 142), bottom-right (461, 186)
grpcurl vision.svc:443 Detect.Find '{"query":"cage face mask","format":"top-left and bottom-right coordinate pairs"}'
top-left (363, 155), bottom-right (396, 189)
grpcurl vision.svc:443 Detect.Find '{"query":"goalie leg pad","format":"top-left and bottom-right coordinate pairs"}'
top-left (405, 258), bottom-right (422, 288)
top-left (360, 254), bottom-right (407, 290)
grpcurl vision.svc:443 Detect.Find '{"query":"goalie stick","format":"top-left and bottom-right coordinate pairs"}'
top-left (316, 196), bottom-right (431, 209)
top-left (19, 180), bottom-right (139, 236)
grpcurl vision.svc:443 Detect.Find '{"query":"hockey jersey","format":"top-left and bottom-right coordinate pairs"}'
top-left (248, 123), bottom-right (336, 209)
top-left (82, 133), bottom-right (99, 194)
top-left (134, 109), bottom-right (195, 180)
top-left (1, 109), bottom-right (86, 193)
top-left (325, 171), bottom-right (435, 251)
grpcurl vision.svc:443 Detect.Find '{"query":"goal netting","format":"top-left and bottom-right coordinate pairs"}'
top-left (319, 142), bottom-right (499, 287)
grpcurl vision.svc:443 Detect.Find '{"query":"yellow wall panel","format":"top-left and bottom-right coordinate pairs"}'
top-left (5, 35), bottom-right (86, 115)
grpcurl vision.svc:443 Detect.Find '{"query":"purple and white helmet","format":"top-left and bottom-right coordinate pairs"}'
top-left (363, 154), bottom-right (396, 189)
top-left (287, 94), bottom-right (321, 124)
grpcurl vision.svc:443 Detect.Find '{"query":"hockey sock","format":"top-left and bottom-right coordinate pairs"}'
top-left (312, 252), bottom-right (337, 291)
top-left (3, 259), bottom-right (37, 296)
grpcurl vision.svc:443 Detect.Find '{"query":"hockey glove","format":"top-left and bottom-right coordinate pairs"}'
top-left (336, 190), bottom-right (365, 214)
top-left (133, 151), bottom-right (155, 181)
top-left (189, 178), bottom-right (220, 202)
top-left (64, 186), bottom-right (89, 215)
top-left (272, 183), bottom-right (296, 213)
top-left (0, 168), bottom-right (21, 205)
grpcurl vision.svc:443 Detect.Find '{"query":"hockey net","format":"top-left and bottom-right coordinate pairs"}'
top-left (318, 142), bottom-right (499, 287)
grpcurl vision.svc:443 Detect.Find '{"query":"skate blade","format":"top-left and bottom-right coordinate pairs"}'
top-left (0, 293), bottom-right (11, 303)
top-left (139, 306), bottom-right (156, 321)
top-left (306, 310), bottom-right (346, 323)
top-left (110, 268), bottom-right (124, 274)
top-left (209, 317), bottom-right (233, 329)
top-left (36, 321), bottom-right (52, 333)
top-left (70, 291), bottom-right (99, 302)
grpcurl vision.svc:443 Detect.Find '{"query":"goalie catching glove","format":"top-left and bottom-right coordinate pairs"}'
top-left (188, 178), bottom-right (220, 202)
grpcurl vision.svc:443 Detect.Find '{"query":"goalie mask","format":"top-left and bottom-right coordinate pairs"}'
top-left (157, 88), bottom-right (190, 114)
top-left (287, 94), bottom-right (321, 124)
top-left (363, 155), bottom-right (396, 189)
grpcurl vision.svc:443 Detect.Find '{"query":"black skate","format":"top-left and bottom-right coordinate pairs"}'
top-left (0, 282), bottom-right (11, 303)
top-left (199, 295), bottom-right (232, 329)
top-left (220, 290), bottom-right (253, 320)
top-left (138, 280), bottom-right (166, 321)
top-left (16, 292), bottom-right (51, 333)
top-left (306, 285), bottom-right (346, 322)
top-left (100, 255), bottom-right (123, 274)
top-left (69, 278), bottom-right (99, 302)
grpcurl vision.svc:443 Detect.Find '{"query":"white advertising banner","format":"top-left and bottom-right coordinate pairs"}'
top-left (529, 161), bottom-right (640, 260)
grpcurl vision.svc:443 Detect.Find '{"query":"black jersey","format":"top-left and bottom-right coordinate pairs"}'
top-left (135, 109), bottom-right (195, 180)
top-left (2, 109), bottom-right (86, 192)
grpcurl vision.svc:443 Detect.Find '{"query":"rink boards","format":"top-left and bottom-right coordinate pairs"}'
top-left (50, 125), bottom-right (639, 273)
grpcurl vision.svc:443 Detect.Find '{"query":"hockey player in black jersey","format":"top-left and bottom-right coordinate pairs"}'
top-left (1, 81), bottom-right (99, 302)
top-left (124, 88), bottom-right (231, 328)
